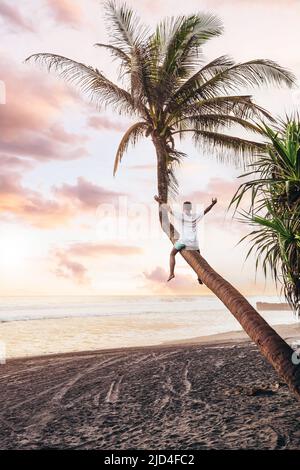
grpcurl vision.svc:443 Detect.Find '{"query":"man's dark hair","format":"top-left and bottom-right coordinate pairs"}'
top-left (183, 201), bottom-right (192, 205)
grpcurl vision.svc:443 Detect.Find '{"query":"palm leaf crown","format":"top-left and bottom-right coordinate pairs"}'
top-left (26, 0), bottom-right (296, 198)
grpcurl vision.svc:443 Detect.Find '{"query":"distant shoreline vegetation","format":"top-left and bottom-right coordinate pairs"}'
top-left (257, 302), bottom-right (292, 311)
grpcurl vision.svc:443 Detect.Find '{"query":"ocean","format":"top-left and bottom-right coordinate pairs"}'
top-left (0, 294), bottom-right (297, 326)
top-left (0, 295), bottom-right (297, 359)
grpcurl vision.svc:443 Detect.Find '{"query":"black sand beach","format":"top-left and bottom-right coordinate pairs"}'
top-left (1, 339), bottom-right (300, 450)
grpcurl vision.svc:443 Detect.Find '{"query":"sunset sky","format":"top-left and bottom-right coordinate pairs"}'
top-left (1, 0), bottom-right (300, 296)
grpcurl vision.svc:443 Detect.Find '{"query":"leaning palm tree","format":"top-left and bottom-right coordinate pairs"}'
top-left (231, 118), bottom-right (300, 317)
top-left (26, 1), bottom-right (300, 399)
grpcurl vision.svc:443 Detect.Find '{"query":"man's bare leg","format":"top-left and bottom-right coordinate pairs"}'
top-left (167, 247), bottom-right (179, 281)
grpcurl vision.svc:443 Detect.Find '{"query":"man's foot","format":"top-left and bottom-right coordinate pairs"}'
top-left (167, 274), bottom-right (175, 282)
top-left (197, 277), bottom-right (203, 284)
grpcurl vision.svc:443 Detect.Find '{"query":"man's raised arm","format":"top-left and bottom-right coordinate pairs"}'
top-left (204, 197), bottom-right (217, 215)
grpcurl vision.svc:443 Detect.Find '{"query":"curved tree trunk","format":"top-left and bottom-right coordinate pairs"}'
top-left (153, 134), bottom-right (300, 401)
top-left (181, 250), bottom-right (300, 400)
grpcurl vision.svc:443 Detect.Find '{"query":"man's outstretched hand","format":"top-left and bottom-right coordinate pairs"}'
top-left (204, 197), bottom-right (217, 215)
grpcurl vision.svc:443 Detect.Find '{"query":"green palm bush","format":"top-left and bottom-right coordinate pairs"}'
top-left (231, 118), bottom-right (300, 315)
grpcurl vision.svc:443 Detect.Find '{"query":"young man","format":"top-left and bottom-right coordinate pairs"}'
top-left (154, 196), bottom-right (217, 283)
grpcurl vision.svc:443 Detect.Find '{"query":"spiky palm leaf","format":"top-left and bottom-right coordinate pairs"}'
top-left (231, 119), bottom-right (300, 315)
top-left (239, 208), bottom-right (300, 314)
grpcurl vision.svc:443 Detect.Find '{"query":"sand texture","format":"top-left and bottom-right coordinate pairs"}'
top-left (1, 341), bottom-right (300, 449)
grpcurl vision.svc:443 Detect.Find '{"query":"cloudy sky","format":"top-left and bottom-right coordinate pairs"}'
top-left (0, 0), bottom-right (299, 296)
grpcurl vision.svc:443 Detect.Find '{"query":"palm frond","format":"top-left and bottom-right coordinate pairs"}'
top-left (104, 1), bottom-right (155, 108)
top-left (153, 13), bottom-right (223, 104)
top-left (25, 53), bottom-right (148, 118)
top-left (175, 114), bottom-right (264, 135)
top-left (94, 43), bottom-right (131, 79)
top-left (175, 129), bottom-right (266, 167)
top-left (170, 94), bottom-right (272, 122)
top-left (104, 0), bottom-right (150, 52)
top-left (167, 55), bottom-right (235, 110)
top-left (161, 13), bottom-right (222, 72)
top-left (198, 59), bottom-right (296, 97)
top-left (166, 148), bottom-right (187, 199)
top-left (169, 57), bottom-right (295, 113)
top-left (113, 122), bottom-right (148, 175)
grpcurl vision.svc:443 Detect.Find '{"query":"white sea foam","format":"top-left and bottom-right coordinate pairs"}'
top-left (0, 294), bottom-right (295, 327)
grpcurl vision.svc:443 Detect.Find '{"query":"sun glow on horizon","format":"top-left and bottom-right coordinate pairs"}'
top-left (0, 226), bottom-right (41, 272)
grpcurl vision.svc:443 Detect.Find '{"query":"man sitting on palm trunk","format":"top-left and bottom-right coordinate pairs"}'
top-left (154, 196), bottom-right (217, 283)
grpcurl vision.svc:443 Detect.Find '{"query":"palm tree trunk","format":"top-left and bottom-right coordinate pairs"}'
top-left (153, 132), bottom-right (176, 240)
top-left (153, 132), bottom-right (168, 202)
top-left (152, 135), bottom-right (300, 401)
top-left (181, 249), bottom-right (300, 400)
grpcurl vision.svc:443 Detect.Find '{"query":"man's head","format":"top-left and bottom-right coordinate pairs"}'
top-left (183, 201), bottom-right (192, 214)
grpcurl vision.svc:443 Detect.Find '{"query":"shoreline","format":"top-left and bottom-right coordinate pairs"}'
top-left (4, 321), bottom-right (300, 363)
top-left (162, 322), bottom-right (300, 347)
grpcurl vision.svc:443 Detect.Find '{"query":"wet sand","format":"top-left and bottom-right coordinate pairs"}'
top-left (163, 322), bottom-right (300, 347)
top-left (1, 330), bottom-right (300, 449)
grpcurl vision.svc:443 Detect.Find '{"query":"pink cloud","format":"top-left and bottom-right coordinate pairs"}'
top-left (141, 0), bottom-right (297, 12)
top-left (0, 155), bottom-right (34, 171)
top-left (50, 241), bottom-right (142, 286)
top-left (0, 166), bottom-right (128, 228)
top-left (0, 2), bottom-right (34, 32)
top-left (0, 57), bottom-right (88, 162)
top-left (54, 250), bottom-right (89, 284)
top-left (143, 266), bottom-right (201, 293)
top-left (0, 171), bottom-right (74, 228)
top-left (54, 177), bottom-right (126, 209)
top-left (186, 176), bottom-right (244, 218)
top-left (143, 266), bottom-right (166, 283)
top-left (0, 136), bottom-right (88, 162)
top-left (185, 176), bottom-right (252, 232)
top-left (87, 115), bottom-right (128, 133)
top-left (48, 123), bottom-right (88, 145)
top-left (66, 242), bottom-right (142, 257)
top-left (46, 0), bottom-right (84, 26)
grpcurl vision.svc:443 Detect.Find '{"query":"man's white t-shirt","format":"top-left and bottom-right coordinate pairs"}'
top-left (172, 209), bottom-right (204, 249)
